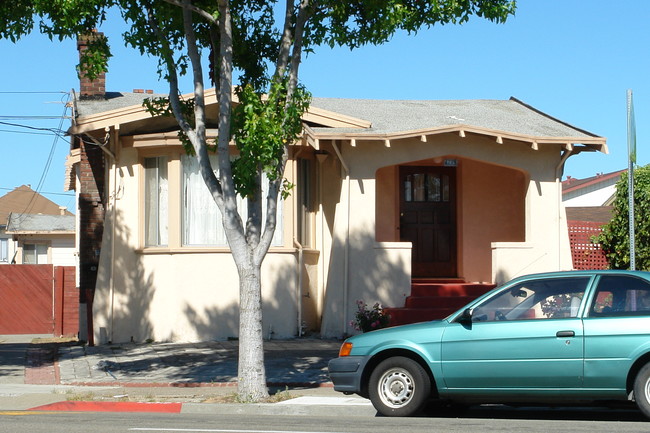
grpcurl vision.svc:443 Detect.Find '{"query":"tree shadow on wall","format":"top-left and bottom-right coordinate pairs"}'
top-left (322, 227), bottom-right (411, 337)
top-left (92, 208), bottom-right (154, 344)
top-left (184, 257), bottom-right (338, 385)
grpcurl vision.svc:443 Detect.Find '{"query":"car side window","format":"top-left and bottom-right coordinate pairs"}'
top-left (471, 277), bottom-right (589, 322)
top-left (590, 275), bottom-right (650, 317)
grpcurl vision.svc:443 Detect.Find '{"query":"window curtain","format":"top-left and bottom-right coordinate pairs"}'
top-left (182, 155), bottom-right (283, 247)
top-left (144, 157), bottom-right (168, 246)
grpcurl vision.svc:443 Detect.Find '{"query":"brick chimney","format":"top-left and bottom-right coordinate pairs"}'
top-left (77, 31), bottom-right (106, 99)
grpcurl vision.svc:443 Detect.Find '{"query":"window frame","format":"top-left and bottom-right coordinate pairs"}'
top-left (0, 237), bottom-right (8, 263)
top-left (140, 150), bottom-right (287, 251)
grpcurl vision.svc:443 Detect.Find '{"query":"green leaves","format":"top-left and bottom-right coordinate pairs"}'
top-left (596, 166), bottom-right (650, 270)
top-left (306, 0), bottom-right (516, 49)
top-left (232, 78), bottom-right (311, 200)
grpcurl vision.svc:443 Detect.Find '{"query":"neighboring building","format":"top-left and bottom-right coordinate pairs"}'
top-left (563, 170), bottom-right (625, 208)
top-left (0, 185), bottom-right (74, 265)
top-left (5, 213), bottom-right (76, 266)
top-left (562, 171), bottom-right (624, 270)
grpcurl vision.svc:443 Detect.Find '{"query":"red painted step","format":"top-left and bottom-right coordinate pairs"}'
top-left (385, 280), bottom-right (496, 327)
top-left (410, 282), bottom-right (495, 297)
top-left (404, 295), bottom-right (475, 309)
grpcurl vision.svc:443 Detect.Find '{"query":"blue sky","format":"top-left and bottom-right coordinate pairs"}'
top-left (0, 1), bottom-right (648, 209)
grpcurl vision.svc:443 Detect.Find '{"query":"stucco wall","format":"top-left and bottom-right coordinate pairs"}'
top-left (92, 145), bottom-right (307, 344)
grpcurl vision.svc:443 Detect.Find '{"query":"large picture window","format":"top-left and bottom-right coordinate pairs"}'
top-left (181, 155), bottom-right (283, 247)
top-left (144, 156), bottom-right (169, 246)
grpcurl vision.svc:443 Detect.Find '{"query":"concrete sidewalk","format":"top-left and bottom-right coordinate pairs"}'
top-left (0, 335), bottom-right (375, 415)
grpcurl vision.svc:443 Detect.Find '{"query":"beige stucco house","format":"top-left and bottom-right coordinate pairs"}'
top-left (65, 86), bottom-right (607, 343)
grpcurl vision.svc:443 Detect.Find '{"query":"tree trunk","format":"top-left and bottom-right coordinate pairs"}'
top-left (236, 260), bottom-right (269, 400)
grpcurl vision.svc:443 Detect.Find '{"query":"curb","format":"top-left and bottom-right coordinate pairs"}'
top-left (29, 401), bottom-right (183, 413)
top-left (61, 381), bottom-right (334, 388)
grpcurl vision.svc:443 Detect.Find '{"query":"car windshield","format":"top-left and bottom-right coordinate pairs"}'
top-left (471, 276), bottom-right (590, 322)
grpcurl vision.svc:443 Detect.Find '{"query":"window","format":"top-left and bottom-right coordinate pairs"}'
top-left (144, 156), bottom-right (169, 246)
top-left (181, 154), bottom-right (283, 247)
top-left (23, 243), bottom-right (48, 264)
top-left (472, 277), bottom-right (589, 322)
top-left (297, 159), bottom-right (313, 246)
top-left (590, 275), bottom-right (650, 317)
top-left (0, 238), bottom-right (7, 262)
top-left (404, 173), bottom-right (450, 202)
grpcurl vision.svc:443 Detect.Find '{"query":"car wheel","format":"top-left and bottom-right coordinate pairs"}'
top-left (368, 356), bottom-right (431, 417)
top-left (634, 363), bottom-right (650, 419)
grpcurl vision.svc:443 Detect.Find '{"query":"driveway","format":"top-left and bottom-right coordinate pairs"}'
top-left (0, 334), bottom-right (50, 384)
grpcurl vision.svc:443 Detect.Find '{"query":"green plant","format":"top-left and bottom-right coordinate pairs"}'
top-left (351, 300), bottom-right (391, 332)
top-left (596, 166), bottom-right (650, 270)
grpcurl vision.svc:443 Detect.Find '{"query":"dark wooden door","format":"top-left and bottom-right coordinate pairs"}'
top-left (399, 166), bottom-right (457, 278)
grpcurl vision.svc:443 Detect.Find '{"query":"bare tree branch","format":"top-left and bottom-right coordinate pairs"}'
top-left (162, 0), bottom-right (217, 24)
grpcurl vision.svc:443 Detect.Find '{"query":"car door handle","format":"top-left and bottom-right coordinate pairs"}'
top-left (556, 330), bottom-right (575, 338)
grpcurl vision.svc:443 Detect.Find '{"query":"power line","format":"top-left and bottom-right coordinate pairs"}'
top-left (0, 116), bottom-right (72, 120)
top-left (0, 120), bottom-right (68, 138)
top-left (0, 91), bottom-right (68, 94)
top-left (0, 187), bottom-right (74, 197)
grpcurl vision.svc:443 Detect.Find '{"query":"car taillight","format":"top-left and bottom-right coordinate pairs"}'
top-left (339, 342), bottom-right (353, 357)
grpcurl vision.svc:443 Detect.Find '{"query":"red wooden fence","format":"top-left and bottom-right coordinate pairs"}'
top-left (567, 221), bottom-right (608, 270)
top-left (0, 265), bottom-right (78, 336)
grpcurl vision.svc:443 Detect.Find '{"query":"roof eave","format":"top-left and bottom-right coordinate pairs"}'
top-left (305, 124), bottom-right (608, 153)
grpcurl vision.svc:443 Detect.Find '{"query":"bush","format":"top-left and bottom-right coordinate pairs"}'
top-left (350, 300), bottom-right (390, 332)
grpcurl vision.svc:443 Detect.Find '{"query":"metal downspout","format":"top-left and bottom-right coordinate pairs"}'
top-left (556, 149), bottom-right (574, 270)
top-left (331, 141), bottom-right (350, 336)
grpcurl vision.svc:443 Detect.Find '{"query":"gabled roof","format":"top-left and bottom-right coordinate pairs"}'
top-left (562, 169), bottom-right (626, 194)
top-left (0, 185), bottom-right (73, 227)
top-left (306, 97), bottom-right (607, 152)
top-left (6, 213), bottom-right (75, 234)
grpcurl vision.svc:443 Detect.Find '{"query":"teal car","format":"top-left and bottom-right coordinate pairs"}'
top-left (328, 270), bottom-right (650, 417)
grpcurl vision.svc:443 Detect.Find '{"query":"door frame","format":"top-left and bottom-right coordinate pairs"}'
top-left (398, 165), bottom-right (458, 278)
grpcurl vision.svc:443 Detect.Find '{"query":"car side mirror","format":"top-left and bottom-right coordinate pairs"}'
top-left (458, 308), bottom-right (474, 324)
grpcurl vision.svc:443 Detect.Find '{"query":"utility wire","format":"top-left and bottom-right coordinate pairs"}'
top-left (13, 93), bottom-right (71, 222)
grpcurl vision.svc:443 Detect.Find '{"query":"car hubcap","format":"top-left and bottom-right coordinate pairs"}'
top-left (645, 378), bottom-right (650, 404)
top-left (378, 368), bottom-right (414, 408)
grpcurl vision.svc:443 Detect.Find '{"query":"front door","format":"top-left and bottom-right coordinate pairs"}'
top-left (399, 166), bottom-right (457, 278)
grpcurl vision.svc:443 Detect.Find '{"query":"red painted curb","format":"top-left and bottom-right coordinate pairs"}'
top-left (28, 401), bottom-right (182, 413)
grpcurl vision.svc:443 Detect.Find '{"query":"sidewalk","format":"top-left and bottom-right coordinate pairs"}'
top-left (0, 335), bottom-right (375, 415)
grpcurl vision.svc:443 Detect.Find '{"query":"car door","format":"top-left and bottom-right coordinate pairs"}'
top-left (440, 276), bottom-right (590, 390)
top-left (583, 274), bottom-right (650, 391)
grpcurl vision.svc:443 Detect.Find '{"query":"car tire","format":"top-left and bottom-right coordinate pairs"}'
top-left (368, 356), bottom-right (431, 417)
top-left (634, 363), bottom-right (650, 419)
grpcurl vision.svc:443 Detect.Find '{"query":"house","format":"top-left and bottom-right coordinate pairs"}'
top-left (0, 185), bottom-right (75, 265)
top-left (562, 169), bottom-right (624, 224)
top-left (65, 43), bottom-right (607, 342)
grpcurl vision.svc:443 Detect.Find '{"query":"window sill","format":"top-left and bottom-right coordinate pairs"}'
top-left (136, 246), bottom-right (317, 255)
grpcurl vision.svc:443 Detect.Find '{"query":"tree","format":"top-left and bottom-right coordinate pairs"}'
top-left (1, 0), bottom-right (516, 401)
top-left (597, 165), bottom-right (650, 270)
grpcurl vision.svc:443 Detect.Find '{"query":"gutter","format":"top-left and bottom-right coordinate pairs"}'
top-left (331, 141), bottom-right (351, 337)
top-left (556, 149), bottom-right (575, 270)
